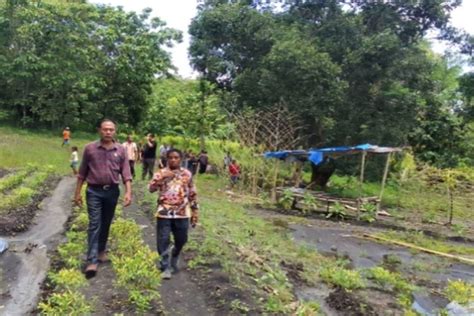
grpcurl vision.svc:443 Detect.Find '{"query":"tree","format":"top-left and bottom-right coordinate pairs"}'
top-left (0, 1), bottom-right (180, 129)
top-left (189, 0), bottom-right (473, 167)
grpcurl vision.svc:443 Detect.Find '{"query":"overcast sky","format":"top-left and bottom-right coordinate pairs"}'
top-left (90, 0), bottom-right (473, 78)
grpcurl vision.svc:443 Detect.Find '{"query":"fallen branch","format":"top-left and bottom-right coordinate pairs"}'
top-left (359, 233), bottom-right (474, 266)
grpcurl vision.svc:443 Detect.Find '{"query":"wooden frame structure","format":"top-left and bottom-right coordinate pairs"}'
top-left (265, 145), bottom-right (403, 216)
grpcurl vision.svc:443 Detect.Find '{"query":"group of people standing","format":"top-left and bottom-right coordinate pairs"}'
top-left (67, 121), bottom-right (221, 281)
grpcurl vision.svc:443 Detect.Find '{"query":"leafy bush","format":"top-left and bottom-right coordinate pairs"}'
top-left (360, 202), bottom-right (377, 223)
top-left (48, 269), bottom-right (87, 291)
top-left (320, 265), bottom-right (365, 290)
top-left (366, 267), bottom-right (414, 293)
top-left (301, 193), bottom-right (318, 214)
top-left (445, 279), bottom-right (474, 305)
top-left (110, 218), bottom-right (161, 312)
top-left (278, 189), bottom-right (294, 210)
top-left (326, 202), bottom-right (346, 220)
top-left (38, 290), bottom-right (92, 315)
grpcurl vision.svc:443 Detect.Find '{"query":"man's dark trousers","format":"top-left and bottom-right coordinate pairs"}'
top-left (156, 218), bottom-right (189, 271)
top-left (129, 160), bottom-right (135, 178)
top-left (142, 158), bottom-right (155, 180)
top-left (86, 185), bottom-right (119, 264)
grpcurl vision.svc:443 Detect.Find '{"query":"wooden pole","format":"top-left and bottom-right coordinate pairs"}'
top-left (293, 161), bottom-right (303, 188)
top-left (357, 151), bottom-right (367, 219)
top-left (360, 234), bottom-right (474, 266)
top-left (378, 152), bottom-right (392, 213)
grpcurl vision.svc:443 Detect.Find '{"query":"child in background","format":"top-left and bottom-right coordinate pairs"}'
top-left (228, 159), bottom-right (240, 188)
top-left (70, 146), bottom-right (79, 175)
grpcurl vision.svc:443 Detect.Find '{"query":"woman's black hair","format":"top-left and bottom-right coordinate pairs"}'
top-left (167, 148), bottom-right (183, 159)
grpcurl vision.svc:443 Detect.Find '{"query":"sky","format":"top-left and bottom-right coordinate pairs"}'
top-left (90, 0), bottom-right (473, 78)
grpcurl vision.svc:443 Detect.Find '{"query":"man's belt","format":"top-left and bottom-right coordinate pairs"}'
top-left (88, 184), bottom-right (118, 190)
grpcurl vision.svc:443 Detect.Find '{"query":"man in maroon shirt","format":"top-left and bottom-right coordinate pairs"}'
top-left (74, 119), bottom-right (132, 278)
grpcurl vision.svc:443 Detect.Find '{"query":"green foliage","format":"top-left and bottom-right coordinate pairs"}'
top-left (320, 264), bottom-right (365, 290)
top-left (444, 280), bottom-right (474, 305)
top-left (0, 170), bottom-right (28, 193)
top-left (360, 202), bottom-right (377, 223)
top-left (57, 230), bottom-right (87, 269)
top-left (326, 202), bottom-right (346, 220)
top-left (278, 189), bottom-right (294, 210)
top-left (0, 1), bottom-right (180, 129)
top-left (301, 192), bottom-right (318, 214)
top-left (190, 1), bottom-right (472, 168)
top-left (110, 217), bottom-right (161, 312)
top-left (142, 79), bottom-right (226, 142)
top-left (38, 290), bottom-right (92, 315)
top-left (378, 231), bottom-right (474, 256)
top-left (48, 269), bottom-right (87, 291)
top-left (366, 267), bottom-right (414, 295)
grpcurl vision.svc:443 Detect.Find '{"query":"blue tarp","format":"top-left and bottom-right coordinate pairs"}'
top-left (264, 144), bottom-right (377, 165)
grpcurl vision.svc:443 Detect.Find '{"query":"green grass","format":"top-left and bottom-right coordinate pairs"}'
top-left (182, 174), bottom-right (335, 313)
top-left (377, 231), bottom-right (474, 257)
top-left (0, 126), bottom-right (94, 174)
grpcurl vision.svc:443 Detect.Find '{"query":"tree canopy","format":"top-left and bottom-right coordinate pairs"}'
top-left (0, 0), bottom-right (180, 129)
top-left (189, 0), bottom-right (474, 167)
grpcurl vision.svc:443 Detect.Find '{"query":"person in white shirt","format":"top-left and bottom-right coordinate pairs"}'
top-left (70, 146), bottom-right (79, 175)
top-left (123, 135), bottom-right (139, 179)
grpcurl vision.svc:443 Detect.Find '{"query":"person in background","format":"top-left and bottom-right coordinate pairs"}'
top-left (148, 149), bottom-right (199, 280)
top-left (70, 146), bottom-right (79, 175)
top-left (182, 150), bottom-right (190, 169)
top-left (159, 143), bottom-right (170, 168)
top-left (74, 119), bottom-right (132, 279)
top-left (123, 135), bottom-right (139, 179)
top-left (62, 127), bottom-right (71, 147)
top-left (187, 152), bottom-right (198, 175)
top-left (223, 152), bottom-right (232, 169)
top-left (142, 133), bottom-right (157, 180)
top-left (198, 150), bottom-right (208, 174)
top-left (229, 159), bottom-right (240, 188)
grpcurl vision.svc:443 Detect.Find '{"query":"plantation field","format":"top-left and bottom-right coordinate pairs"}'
top-left (0, 128), bottom-right (473, 315)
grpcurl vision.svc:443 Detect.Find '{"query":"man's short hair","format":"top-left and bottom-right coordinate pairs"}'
top-left (97, 118), bottom-right (117, 129)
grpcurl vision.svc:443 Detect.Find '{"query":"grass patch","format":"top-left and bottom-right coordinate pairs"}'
top-left (187, 175), bottom-right (330, 314)
top-left (0, 126), bottom-right (93, 174)
top-left (320, 264), bottom-right (365, 290)
top-left (376, 231), bottom-right (474, 257)
top-left (444, 279), bottom-right (474, 305)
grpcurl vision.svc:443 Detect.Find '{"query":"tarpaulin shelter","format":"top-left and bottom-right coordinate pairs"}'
top-left (264, 144), bottom-right (403, 214)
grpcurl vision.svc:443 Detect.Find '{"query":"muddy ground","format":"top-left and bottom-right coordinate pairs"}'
top-left (253, 208), bottom-right (474, 315)
top-left (0, 176), bottom-right (60, 235)
top-left (132, 184), bottom-right (261, 316)
top-left (0, 177), bottom-right (75, 315)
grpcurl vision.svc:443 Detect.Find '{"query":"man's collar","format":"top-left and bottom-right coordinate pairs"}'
top-left (96, 139), bottom-right (118, 149)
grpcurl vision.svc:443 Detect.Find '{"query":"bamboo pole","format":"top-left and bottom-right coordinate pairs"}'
top-left (360, 233), bottom-right (474, 266)
top-left (357, 151), bottom-right (367, 219)
top-left (378, 152), bottom-right (392, 212)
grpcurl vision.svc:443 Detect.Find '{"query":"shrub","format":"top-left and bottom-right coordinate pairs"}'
top-left (326, 202), bottom-right (346, 220)
top-left (48, 269), bottom-right (87, 291)
top-left (38, 290), bottom-right (92, 315)
top-left (278, 189), bottom-right (295, 210)
top-left (320, 265), bottom-right (364, 290)
top-left (445, 279), bottom-right (474, 305)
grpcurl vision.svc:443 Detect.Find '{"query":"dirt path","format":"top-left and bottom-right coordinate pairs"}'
top-left (123, 194), bottom-right (214, 316)
top-left (0, 177), bottom-right (75, 315)
top-left (251, 208), bottom-right (474, 315)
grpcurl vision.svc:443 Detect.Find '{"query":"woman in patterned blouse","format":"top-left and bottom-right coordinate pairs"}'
top-left (148, 148), bottom-right (199, 279)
